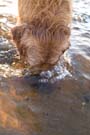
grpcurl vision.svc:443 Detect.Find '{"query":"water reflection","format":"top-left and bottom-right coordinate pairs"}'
top-left (0, 0), bottom-right (90, 135)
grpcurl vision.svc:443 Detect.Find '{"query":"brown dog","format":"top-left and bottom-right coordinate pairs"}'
top-left (11, 0), bottom-right (72, 73)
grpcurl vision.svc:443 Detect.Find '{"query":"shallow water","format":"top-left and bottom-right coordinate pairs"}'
top-left (0, 0), bottom-right (90, 135)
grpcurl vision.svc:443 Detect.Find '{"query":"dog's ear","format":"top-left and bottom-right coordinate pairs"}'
top-left (54, 25), bottom-right (70, 40)
top-left (11, 24), bottom-right (28, 43)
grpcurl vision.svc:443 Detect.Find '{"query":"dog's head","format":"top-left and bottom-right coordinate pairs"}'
top-left (11, 22), bottom-right (70, 73)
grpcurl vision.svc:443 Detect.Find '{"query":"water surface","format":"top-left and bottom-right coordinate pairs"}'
top-left (0, 0), bottom-right (90, 135)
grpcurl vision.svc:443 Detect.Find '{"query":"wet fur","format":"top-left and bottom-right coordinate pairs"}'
top-left (11, 0), bottom-right (72, 72)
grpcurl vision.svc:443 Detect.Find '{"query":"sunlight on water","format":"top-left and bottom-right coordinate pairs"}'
top-left (0, 0), bottom-right (73, 82)
top-left (0, 0), bottom-right (90, 135)
top-left (0, 0), bottom-right (18, 15)
top-left (0, 0), bottom-right (89, 81)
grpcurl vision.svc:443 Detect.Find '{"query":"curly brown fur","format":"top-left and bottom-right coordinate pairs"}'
top-left (11, 0), bottom-right (72, 72)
